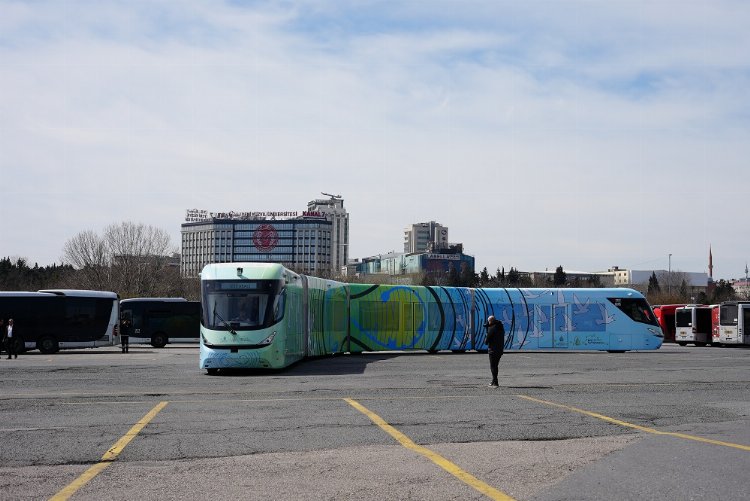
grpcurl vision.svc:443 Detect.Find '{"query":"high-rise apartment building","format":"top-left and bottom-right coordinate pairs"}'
top-left (404, 221), bottom-right (448, 253)
top-left (307, 194), bottom-right (349, 273)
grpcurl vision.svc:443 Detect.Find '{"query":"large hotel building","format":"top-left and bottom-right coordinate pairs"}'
top-left (181, 195), bottom-right (349, 277)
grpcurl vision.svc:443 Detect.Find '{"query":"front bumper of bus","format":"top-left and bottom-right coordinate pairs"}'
top-left (200, 332), bottom-right (279, 369)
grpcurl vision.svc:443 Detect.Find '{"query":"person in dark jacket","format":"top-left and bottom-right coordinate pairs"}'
top-left (120, 316), bottom-right (131, 353)
top-left (484, 315), bottom-right (505, 387)
top-left (6, 318), bottom-right (18, 359)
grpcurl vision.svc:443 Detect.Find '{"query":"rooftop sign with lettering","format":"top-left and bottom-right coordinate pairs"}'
top-left (185, 209), bottom-right (324, 222)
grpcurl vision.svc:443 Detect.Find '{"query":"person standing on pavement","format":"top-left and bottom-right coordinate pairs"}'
top-left (484, 315), bottom-right (505, 387)
top-left (6, 318), bottom-right (18, 359)
top-left (120, 315), bottom-right (131, 353)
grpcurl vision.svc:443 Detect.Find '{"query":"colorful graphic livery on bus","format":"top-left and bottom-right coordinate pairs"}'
top-left (199, 263), bottom-right (663, 372)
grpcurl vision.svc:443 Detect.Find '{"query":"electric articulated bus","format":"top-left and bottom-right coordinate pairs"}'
top-left (199, 263), bottom-right (663, 373)
top-left (0, 290), bottom-right (119, 354)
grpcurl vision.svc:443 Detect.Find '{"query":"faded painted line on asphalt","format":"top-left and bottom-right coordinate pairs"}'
top-left (61, 395), bottom-right (493, 405)
top-left (344, 397), bottom-right (515, 501)
top-left (49, 401), bottom-right (168, 501)
top-left (517, 395), bottom-right (750, 452)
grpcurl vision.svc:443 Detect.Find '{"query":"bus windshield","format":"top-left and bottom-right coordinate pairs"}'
top-left (720, 304), bottom-right (738, 326)
top-left (608, 297), bottom-right (659, 326)
top-left (675, 309), bottom-right (693, 327)
top-left (202, 279), bottom-right (284, 331)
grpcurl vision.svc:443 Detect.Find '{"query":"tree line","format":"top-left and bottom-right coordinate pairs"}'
top-left (1, 222), bottom-right (740, 306)
top-left (1, 222), bottom-right (199, 300)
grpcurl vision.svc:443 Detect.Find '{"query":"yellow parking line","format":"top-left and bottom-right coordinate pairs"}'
top-left (517, 395), bottom-right (750, 452)
top-left (49, 401), bottom-right (168, 501)
top-left (344, 398), bottom-right (515, 501)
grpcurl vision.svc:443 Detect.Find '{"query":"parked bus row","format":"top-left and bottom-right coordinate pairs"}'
top-left (0, 291), bottom-right (199, 354)
top-left (653, 301), bottom-right (750, 347)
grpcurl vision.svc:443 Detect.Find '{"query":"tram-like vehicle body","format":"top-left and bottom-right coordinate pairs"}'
top-left (199, 263), bottom-right (664, 372)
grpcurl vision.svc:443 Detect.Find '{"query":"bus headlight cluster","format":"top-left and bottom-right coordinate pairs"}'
top-left (261, 332), bottom-right (276, 345)
top-left (648, 327), bottom-right (664, 338)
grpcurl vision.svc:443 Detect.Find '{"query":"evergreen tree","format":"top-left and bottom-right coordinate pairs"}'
top-left (479, 267), bottom-right (490, 287)
top-left (507, 267), bottom-right (520, 286)
top-left (679, 279), bottom-right (689, 299)
top-left (459, 262), bottom-right (477, 287)
top-left (447, 264), bottom-right (461, 287)
top-left (710, 280), bottom-right (736, 303)
top-left (648, 271), bottom-right (661, 294)
top-left (553, 265), bottom-right (567, 287)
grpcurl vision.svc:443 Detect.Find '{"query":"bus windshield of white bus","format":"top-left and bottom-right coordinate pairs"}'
top-left (202, 280), bottom-right (284, 331)
top-left (720, 304), bottom-right (738, 325)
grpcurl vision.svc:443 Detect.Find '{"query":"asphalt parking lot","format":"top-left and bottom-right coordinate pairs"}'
top-left (1, 343), bottom-right (748, 500)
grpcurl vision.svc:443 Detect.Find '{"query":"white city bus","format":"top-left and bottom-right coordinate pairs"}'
top-left (674, 305), bottom-right (712, 346)
top-left (0, 290), bottom-right (120, 354)
top-left (717, 301), bottom-right (750, 345)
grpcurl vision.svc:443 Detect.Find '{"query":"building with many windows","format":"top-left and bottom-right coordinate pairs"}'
top-left (404, 221), bottom-right (448, 253)
top-left (180, 195), bottom-right (349, 277)
top-left (307, 194), bottom-right (349, 272)
top-left (342, 245), bottom-right (474, 282)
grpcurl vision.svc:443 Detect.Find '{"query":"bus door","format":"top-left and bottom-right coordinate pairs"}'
top-left (711, 306), bottom-right (720, 344)
top-left (538, 305), bottom-right (554, 348)
top-left (301, 275), bottom-right (309, 357)
top-left (743, 306), bottom-right (750, 345)
top-left (552, 304), bottom-right (569, 348)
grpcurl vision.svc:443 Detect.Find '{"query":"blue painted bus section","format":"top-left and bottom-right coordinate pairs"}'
top-left (200, 263), bottom-right (663, 372)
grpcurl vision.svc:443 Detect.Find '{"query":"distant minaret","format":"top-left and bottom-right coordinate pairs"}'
top-left (708, 245), bottom-right (713, 279)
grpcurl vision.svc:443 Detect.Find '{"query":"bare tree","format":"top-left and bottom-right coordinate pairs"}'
top-left (62, 222), bottom-right (179, 297)
top-left (62, 230), bottom-right (110, 290)
top-left (105, 222), bottom-right (176, 297)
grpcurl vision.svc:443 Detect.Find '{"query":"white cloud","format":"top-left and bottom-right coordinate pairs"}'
top-left (1, 0), bottom-right (749, 279)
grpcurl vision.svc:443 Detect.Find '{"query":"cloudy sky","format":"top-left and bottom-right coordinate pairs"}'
top-left (2, 0), bottom-right (749, 280)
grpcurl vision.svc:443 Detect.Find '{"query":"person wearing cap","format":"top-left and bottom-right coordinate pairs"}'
top-left (484, 315), bottom-right (505, 387)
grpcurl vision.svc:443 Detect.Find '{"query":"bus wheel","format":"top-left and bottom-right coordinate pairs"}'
top-left (38, 336), bottom-right (59, 354)
top-left (427, 349), bottom-right (438, 354)
top-left (206, 368), bottom-right (218, 375)
top-left (677, 342), bottom-right (688, 346)
top-left (151, 333), bottom-right (168, 348)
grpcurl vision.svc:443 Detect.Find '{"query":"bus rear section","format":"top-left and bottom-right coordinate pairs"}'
top-left (718, 301), bottom-right (750, 345)
top-left (120, 298), bottom-right (200, 348)
top-left (675, 305), bottom-right (712, 346)
top-left (711, 305), bottom-right (720, 345)
top-left (653, 304), bottom-right (686, 343)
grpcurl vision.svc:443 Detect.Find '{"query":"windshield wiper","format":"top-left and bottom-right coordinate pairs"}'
top-left (213, 302), bottom-right (237, 335)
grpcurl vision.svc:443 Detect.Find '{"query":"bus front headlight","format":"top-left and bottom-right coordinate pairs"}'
top-left (648, 327), bottom-right (663, 338)
top-left (261, 331), bottom-right (276, 345)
